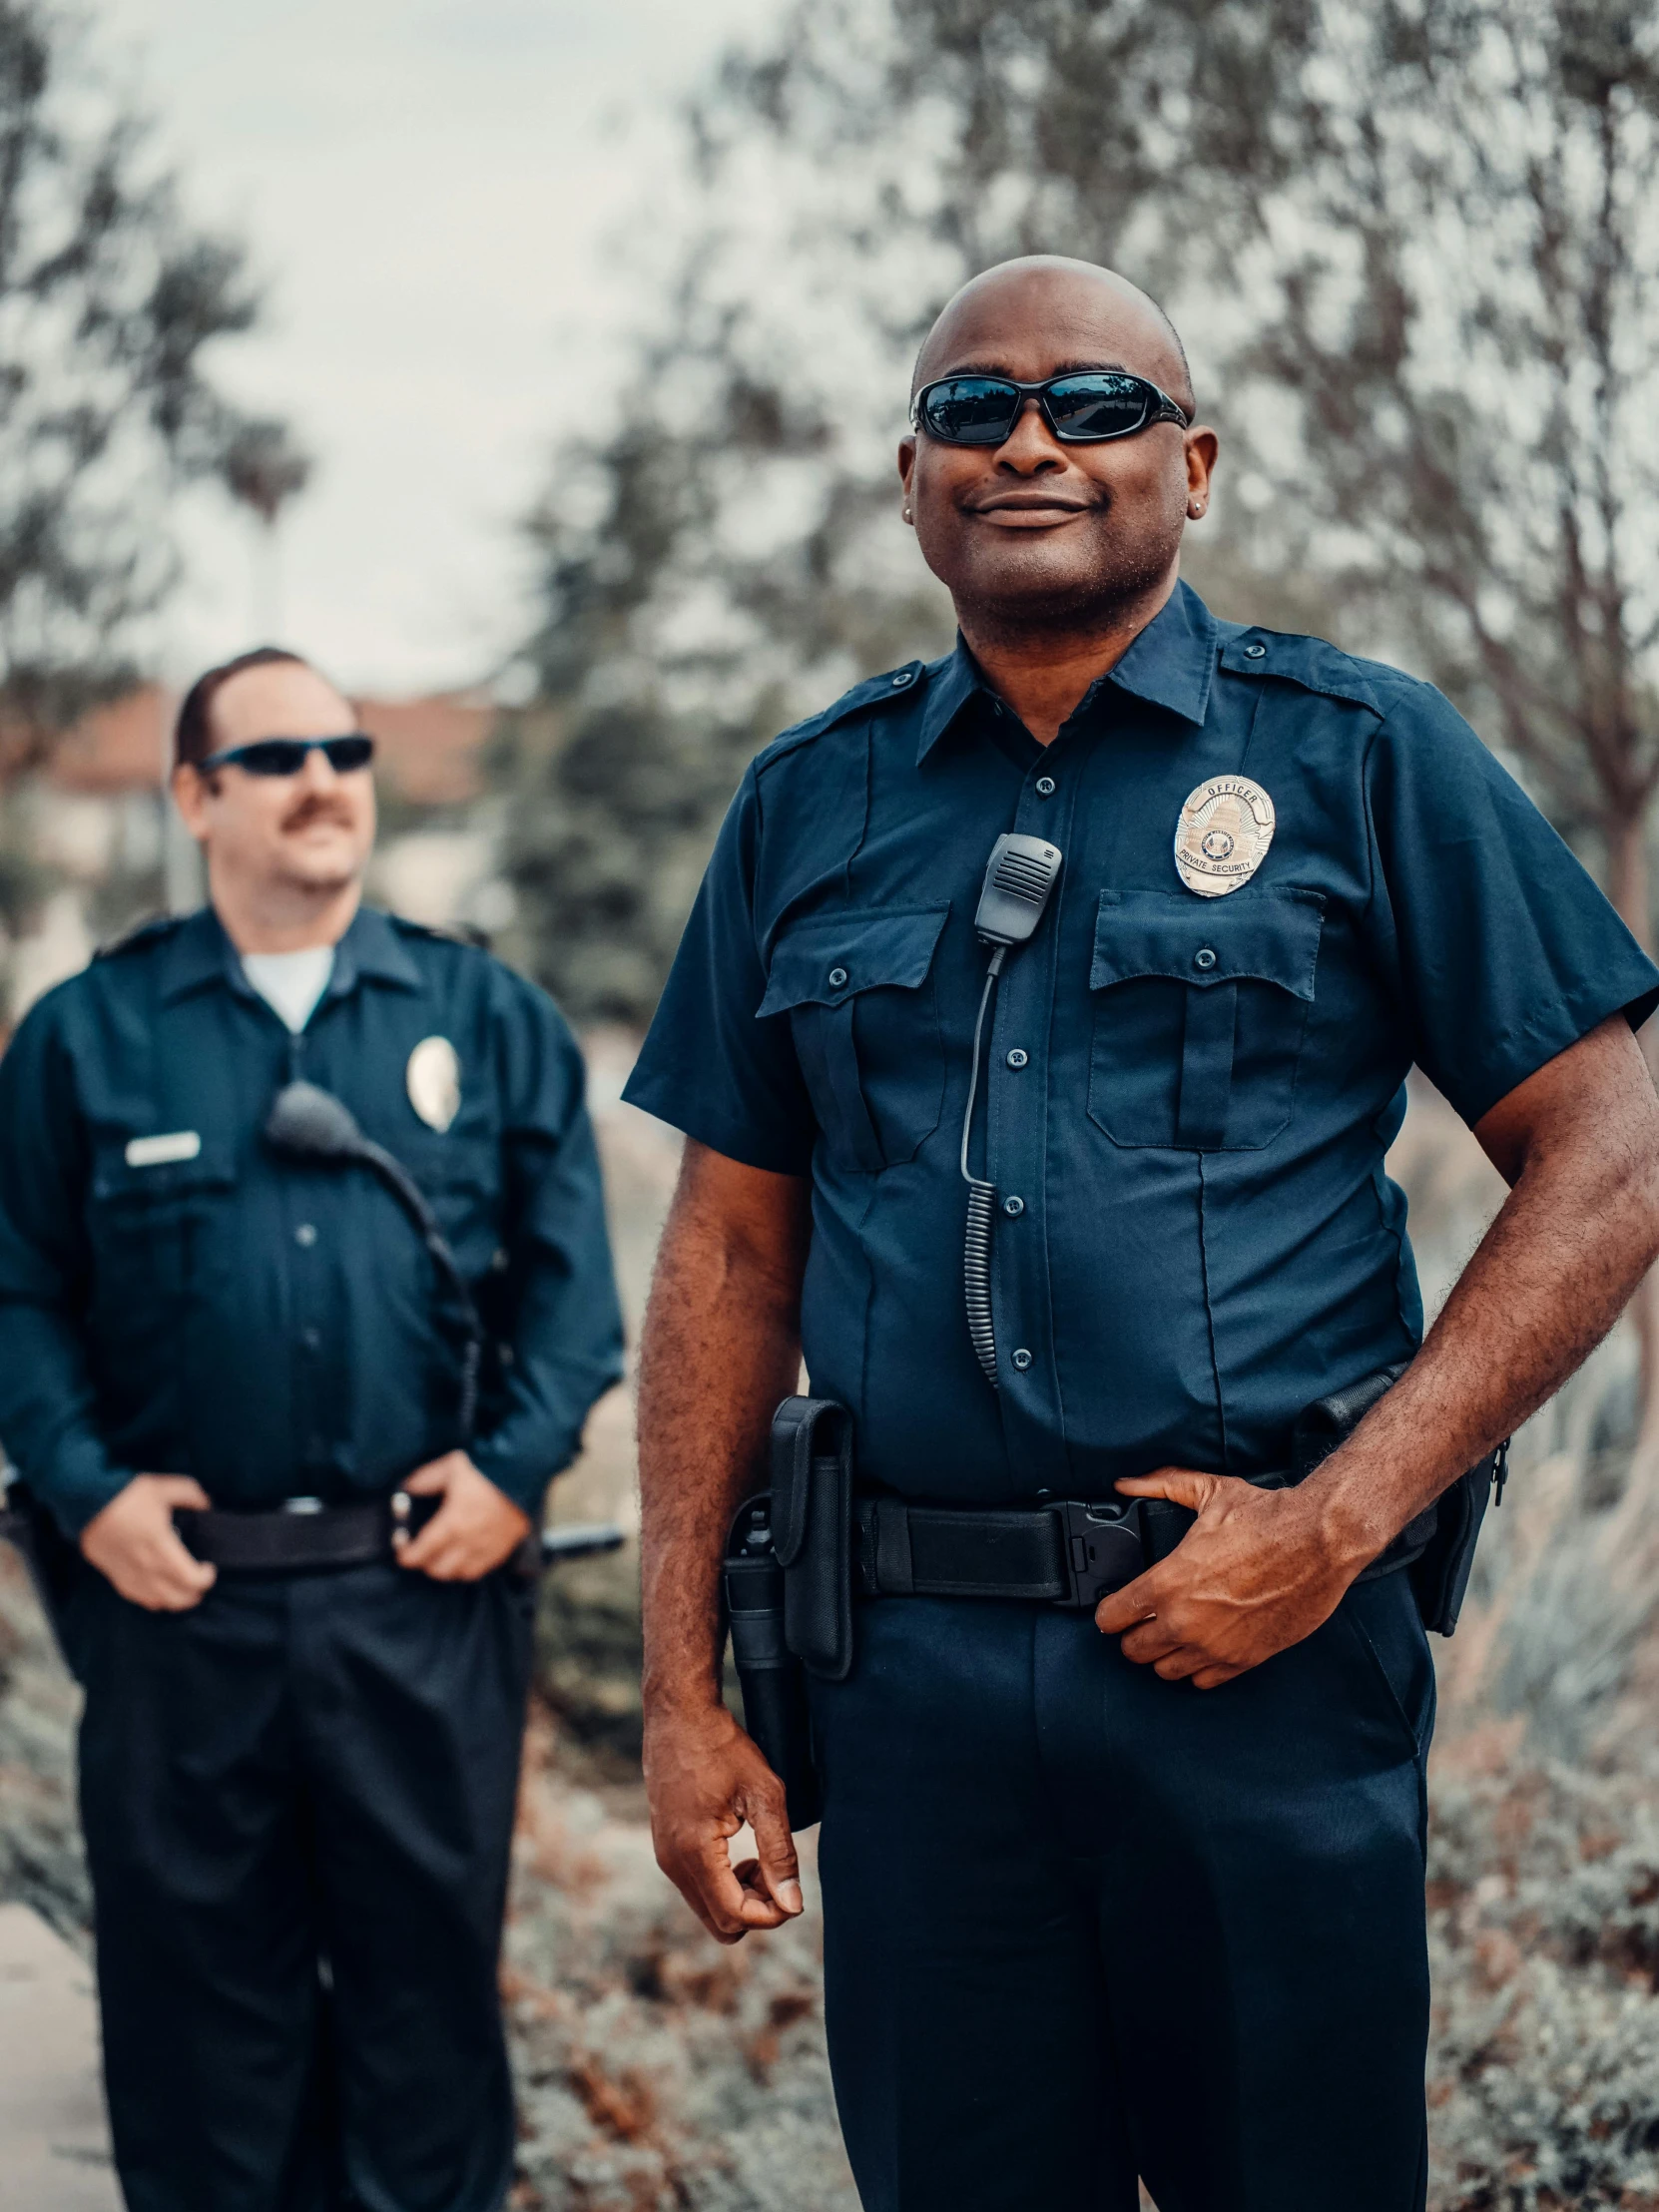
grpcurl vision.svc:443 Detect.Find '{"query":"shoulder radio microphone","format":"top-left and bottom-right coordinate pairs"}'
top-left (961, 833), bottom-right (1063, 1386)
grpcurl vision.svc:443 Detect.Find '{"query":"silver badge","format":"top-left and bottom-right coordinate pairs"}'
top-left (1173, 776), bottom-right (1276, 897)
top-left (406, 1036), bottom-right (461, 1132)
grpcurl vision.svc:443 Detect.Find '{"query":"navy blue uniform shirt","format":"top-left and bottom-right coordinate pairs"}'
top-left (625, 582), bottom-right (1659, 1504)
top-left (0, 904), bottom-right (624, 1534)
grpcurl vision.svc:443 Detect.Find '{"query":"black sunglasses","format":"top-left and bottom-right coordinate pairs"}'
top-left (197, 733), bottom-right (376, 778)
top-left (910, 369), bottom-right (1191, 447)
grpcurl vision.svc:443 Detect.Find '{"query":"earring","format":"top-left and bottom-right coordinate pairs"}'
top-left (902, 504), bottom-right (912, 520)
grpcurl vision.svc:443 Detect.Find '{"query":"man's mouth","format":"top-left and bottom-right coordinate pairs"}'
top-left (281, 806), bottom-right (354, 834)
top-left (964, 491), bottom-right (1096, 529)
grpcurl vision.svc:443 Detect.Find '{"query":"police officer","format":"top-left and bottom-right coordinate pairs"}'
top-left (0, 647), bottom-right (624, 2212)
top-left (623, 258), bottom-right (1659, 2210)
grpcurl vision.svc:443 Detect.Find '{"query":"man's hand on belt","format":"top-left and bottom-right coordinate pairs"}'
top-left (395, 1451), bottom-right (532, 1581)
top-left (644, 1700), bottom-right (805, 1945)
top-left (1094, 1468), bottom-right (1361, 1688)
top-left (80, 1473), bottom-right (218, 1612)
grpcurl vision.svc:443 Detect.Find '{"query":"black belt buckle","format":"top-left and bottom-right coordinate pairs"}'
top-left (1051, 1498), bottom-right (1145, 1609)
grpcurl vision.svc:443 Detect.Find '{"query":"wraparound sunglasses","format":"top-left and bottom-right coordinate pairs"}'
top-left (910, 369), bottom-right (1191, 446)
top-left (198, 734), bottom-right (376, 777)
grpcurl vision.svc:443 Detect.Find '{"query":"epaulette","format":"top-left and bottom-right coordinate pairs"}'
top-left (390, 914), bottom-right (492, 953)
top-left (1216, 626), bottom-right (1420, 717)
top-left (93, 911), bottom-right (183, 961)
top-left (758, 659), bottom-right (932, 766)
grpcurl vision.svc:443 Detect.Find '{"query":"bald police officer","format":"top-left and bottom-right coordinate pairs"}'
top-left (623, 259), bottom-right (1659, 2210)
top-left (0, 648), bottom-right (623, 2212)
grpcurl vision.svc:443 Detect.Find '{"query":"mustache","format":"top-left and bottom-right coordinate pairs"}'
top-left (280, 793), bottom-right (357, 832)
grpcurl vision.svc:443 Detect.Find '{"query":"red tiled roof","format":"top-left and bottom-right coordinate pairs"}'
top-left (352, 692), bottom-right (493, 807)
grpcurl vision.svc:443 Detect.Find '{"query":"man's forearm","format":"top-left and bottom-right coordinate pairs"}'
top-left (637, 1147), bottom-right (809, 1718)
top-left (1311, 1020), bottom-right (1659, 1567)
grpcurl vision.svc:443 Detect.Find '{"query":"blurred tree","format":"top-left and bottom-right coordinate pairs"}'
top-left (0, 0), bottom-right (276, 810)
top-left (1231, 4), bottom-right (1659, 937)
top-left (497, 346), bottom-right (952, 1027)
top-left (220, 416), bottom-right (313, 636)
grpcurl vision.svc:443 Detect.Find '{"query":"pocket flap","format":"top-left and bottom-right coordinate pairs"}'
top-left (1091, 887), bottom-right (1323, 1000)
top-left (759, 905), bottom-right (949, 1019)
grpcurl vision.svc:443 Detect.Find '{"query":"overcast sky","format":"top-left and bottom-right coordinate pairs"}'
top-left (95, 0), bottom-right (781, 695)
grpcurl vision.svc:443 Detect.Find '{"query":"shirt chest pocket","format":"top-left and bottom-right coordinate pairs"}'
top-left (1088, 888), bottom-right (1324, 1150)
top-left (760, 906), bottom-right (951, 1175)
top-left (87, 1141), bottom-right (239, 1305)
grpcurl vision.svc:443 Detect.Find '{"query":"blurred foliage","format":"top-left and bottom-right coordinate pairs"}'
top-left (0, 0), bottom-right (285, 788)
top-left (495, 358), bottom-right (952, 1026)
top-left (502, 0), bottom-right (1659, 1028)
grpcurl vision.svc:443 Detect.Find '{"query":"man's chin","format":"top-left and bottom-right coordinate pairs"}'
top-left (274, 847), bottom-right (366, 897)
top-left (946, 540), bottom-right (1177, 636)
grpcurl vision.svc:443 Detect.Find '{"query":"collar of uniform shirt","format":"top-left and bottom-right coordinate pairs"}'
top-left (914, 575), bottom-right (1220, 764)
top-left (157, 903), bottom-right (425, 1008)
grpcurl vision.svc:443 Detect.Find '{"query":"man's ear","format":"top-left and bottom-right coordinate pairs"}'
top-left (170, 762), bottom-right (212, 844)
top-left (897, 434), bottom-right (917, 520)
top-left (1184, 427), bottom-right (1220, 514)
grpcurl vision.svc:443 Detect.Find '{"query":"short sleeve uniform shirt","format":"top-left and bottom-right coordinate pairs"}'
top-left (625, 583), bottom-right (1659, 1504)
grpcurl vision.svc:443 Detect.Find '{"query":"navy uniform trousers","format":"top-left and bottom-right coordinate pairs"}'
top-left (810, 1570), bottom-right (1434, 2212)
top-left (70, 1558), bottom-right (534, 2212)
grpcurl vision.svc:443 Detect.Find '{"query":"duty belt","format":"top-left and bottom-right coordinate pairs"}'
top-left (171, 1495), bottom-right (626, 1578)
top-left (176, 1491), bottom-right (448, 1573)
top-left (852, 1481), bottom-right (1439, 1612)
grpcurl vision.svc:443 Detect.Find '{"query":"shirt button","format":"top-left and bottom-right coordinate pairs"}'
top-left (1002, 1195), bottom-right (1025, 1217)
top-left (1243, 643), bottom-right (1267, 659)
top-left (294, 1223), bottom-right (317, 1248)
top-left (891, 668), bottom-right (913, 688)
top-left (1035, 776), bottom-right (1056, 797)
top-left (1006, 1048), bottom-right (1028, 1069)
top-left (1011, 1348), bottom-right (1033, 1372)
top-left (1194, 947), bottom-right (1218, 970)
top-left (828, 966), bottom-right (848, 988)
top-left (300, 1326), bottom-right (320, 1352)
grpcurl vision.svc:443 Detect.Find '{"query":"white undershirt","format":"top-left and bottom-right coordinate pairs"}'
top-left (242, 946), bottom-right (336, 1034)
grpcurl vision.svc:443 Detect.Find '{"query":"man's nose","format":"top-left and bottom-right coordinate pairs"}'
top-left (994, 398), bottom-right (1067, 473)
top-left (295, 745), bottom-right (340, 793)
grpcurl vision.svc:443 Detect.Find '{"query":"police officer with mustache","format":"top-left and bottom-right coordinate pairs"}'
top-left (0, 647), bottom-right (624, 2212)
top-left (624, 259), bottom-right (1659, 2210)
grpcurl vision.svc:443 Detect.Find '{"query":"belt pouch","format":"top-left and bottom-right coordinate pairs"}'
top-left (1292, 1363), bottom-right (1497, 1636)
top-left (770, 1395), bottom-right (854, 1681)
top-left (1407, 1452), bottom-right (1496, 1636)
top-left (724, 1494), bottom-right (822, 1831)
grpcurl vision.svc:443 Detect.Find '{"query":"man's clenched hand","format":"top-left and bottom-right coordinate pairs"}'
top-left (396, 1450), bottom-right (532, 1581)
top-left (1094, 1468), bottom-right (1364, 1689)
top-left (80, 1473), bottom-right (217, 1611)
top-left (644, 1700), bottom-right (804, 1944)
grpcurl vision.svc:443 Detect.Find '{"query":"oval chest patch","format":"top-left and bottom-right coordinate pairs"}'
top-left (406, 1035), bottom-right (461, 1132)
